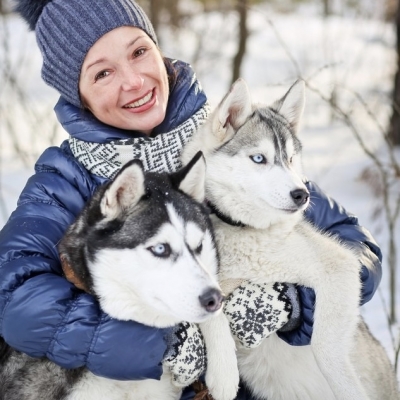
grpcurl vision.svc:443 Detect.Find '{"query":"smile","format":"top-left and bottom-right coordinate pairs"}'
top-left (123, 90), bottom-right (153, 109)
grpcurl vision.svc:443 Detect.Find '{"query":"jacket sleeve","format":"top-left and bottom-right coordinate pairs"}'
top-left (0, 147), bottom-right (169, 380)
top-left (278, 180), bottom-right (382, 346)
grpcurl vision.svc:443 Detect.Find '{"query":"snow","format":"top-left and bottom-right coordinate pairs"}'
top-left (1, 1), bottom-right (400, 376)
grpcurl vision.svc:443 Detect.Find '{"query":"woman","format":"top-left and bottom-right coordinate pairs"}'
top-left (0, 0), bottom-right (382, 398)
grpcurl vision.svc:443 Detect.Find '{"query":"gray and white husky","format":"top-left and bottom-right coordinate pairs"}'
top-left (0, 153), bottom-right (238, 400)
top-left (182, 79), bottom-right (399, 400)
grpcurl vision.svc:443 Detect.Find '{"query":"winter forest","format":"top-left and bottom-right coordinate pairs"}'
top-left (1, 0), bottom-right (400, 378)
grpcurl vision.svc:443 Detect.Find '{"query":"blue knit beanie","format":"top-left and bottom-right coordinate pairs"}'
top-left (15, 0), bottom-right (158, 107)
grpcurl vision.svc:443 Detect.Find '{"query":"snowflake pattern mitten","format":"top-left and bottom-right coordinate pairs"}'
top-left (163, 322), bottom-right (206, 387)
top-left (224, 281), bottom-right (295, 348)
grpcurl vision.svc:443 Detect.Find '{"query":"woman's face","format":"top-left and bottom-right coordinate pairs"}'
top-left (79, 26), bottom-right (169, 135)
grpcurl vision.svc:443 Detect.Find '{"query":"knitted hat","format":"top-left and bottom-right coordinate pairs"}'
top-left (15, 0), bottom-right (158, 107)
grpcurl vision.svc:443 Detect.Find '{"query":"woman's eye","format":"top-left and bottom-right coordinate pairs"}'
top-left (250, 154), bottom-right (266, 164)
top-left (148, 243), bottom-right (171, 258)
top-left (133, 48), bottom-right (146, 58)
top-left (94, 70), bottom-right (110, 82)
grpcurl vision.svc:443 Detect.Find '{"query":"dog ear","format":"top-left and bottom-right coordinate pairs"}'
top-left (272, 79), bottom-right (305, 133)
top-left (173, 151), bottom-right (206, 202)
top-left (100, 160), bottom-right (146, 219)
top-left (212, 78), bottom-right (252, 143)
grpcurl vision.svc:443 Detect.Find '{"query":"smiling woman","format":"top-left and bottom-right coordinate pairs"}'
top-left (79, 27), bottom-right (170, 134)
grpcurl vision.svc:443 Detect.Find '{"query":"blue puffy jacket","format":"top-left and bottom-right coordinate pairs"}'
top-left (0, 60), bottom-right (382, 400)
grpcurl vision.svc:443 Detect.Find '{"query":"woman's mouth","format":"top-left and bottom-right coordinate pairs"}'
top-left (123, 90), bottom-right (154, 109)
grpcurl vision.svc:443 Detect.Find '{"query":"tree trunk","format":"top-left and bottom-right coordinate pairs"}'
top-left (322, 0), bottom-right (331, 17)
top-left (385, 0), bottom-right (398, 21)
top-left (149, 0), bottom-right (161, 37)
top-left (231, 0), bottom-right (248, 85)
top-left (389, 0), bottom-right (400, 146)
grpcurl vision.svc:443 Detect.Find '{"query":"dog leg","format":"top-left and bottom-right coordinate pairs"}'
top-left (199, 313), bottom-right (239, 400)
top-left (311, 281), bottom-right (369, 400)
top-left (312, 344), bottom-right (369, 400)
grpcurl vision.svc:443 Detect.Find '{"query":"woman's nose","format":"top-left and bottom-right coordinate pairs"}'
top-left (120, 67), bottom-right (144, 91)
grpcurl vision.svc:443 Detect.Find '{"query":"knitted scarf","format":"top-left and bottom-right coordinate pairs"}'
top-left (69, 103), bottom-right (210, 179)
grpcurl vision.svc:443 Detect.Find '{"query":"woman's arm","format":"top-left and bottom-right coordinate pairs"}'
top-left (278, 180), bottom-right (382, 346)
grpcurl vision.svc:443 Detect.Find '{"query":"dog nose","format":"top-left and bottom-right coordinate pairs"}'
top-left (290, 188), bottom-right (309, 207)
top-left (199, 288), bottom-right (224, 312)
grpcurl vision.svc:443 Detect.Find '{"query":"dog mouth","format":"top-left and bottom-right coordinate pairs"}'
top-left (280, 208), bottom-right (300, 213)
top-left (278, 201), bottom-right (309, 214)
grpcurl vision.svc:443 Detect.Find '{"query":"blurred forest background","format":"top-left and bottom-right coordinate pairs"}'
top-left (1, 0), bottom-right (400, 372)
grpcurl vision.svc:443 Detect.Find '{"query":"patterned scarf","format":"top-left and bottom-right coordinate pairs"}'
top-left (69, 104), bottom-right (210, 179)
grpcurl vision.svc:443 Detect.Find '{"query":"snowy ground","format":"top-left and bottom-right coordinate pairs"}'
top-left (1, 1), bottom-right (400, 375)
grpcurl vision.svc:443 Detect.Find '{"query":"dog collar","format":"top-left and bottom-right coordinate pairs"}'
top-left (207, 201), bottom-right (246, 227)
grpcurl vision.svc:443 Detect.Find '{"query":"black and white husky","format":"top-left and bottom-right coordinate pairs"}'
top-left (182, 80), bottom-right (400, 400)
top-left (0, 153), bottom-right (238, 400)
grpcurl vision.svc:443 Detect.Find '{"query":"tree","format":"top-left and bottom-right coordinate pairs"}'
top-left (322, 0), bottom-right (331, 17)
top-left (389, 0), bottom-right (400, 146)
top-left (142, 0), bottom-right (182, 41)
top-left (231, 0), bottom-right (249, 84)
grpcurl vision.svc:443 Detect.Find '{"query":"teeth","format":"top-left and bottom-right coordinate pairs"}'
top-left (124, 92), bottom-right (152, 108)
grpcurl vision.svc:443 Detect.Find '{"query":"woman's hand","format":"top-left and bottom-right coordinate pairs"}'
top-left (224, 281), bottom-right (300, 348)
top-left (163, 322), bottom-right (206, 387)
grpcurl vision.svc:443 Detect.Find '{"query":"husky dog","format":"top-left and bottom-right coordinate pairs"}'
top-left (0, 152), bottom-right (238, 400)
top-left (182, 80), bottom-right (399, 400)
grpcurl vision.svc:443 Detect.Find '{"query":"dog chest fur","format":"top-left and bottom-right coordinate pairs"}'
top-left (215, 216), bottom-right (361, 294)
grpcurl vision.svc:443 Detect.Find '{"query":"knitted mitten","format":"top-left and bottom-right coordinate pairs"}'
top-left (224, 281), bottom-right (297, 348)
top-left (163, 322), bottom-right (206, 387)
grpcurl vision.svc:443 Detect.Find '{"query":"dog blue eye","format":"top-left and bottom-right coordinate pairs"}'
top-left (148, 243), bottom-right (171, 258)
top-left (251, 154), bottom-right (266, 164)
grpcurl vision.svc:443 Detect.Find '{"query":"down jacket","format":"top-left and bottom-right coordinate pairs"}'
top-left (0, 60), bottom-right (382, 400)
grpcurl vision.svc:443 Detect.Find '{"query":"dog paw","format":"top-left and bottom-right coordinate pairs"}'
top-left (199, 312), bottom-right (239, 400)
top-left (205, 365), bottom-right (239, 400)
